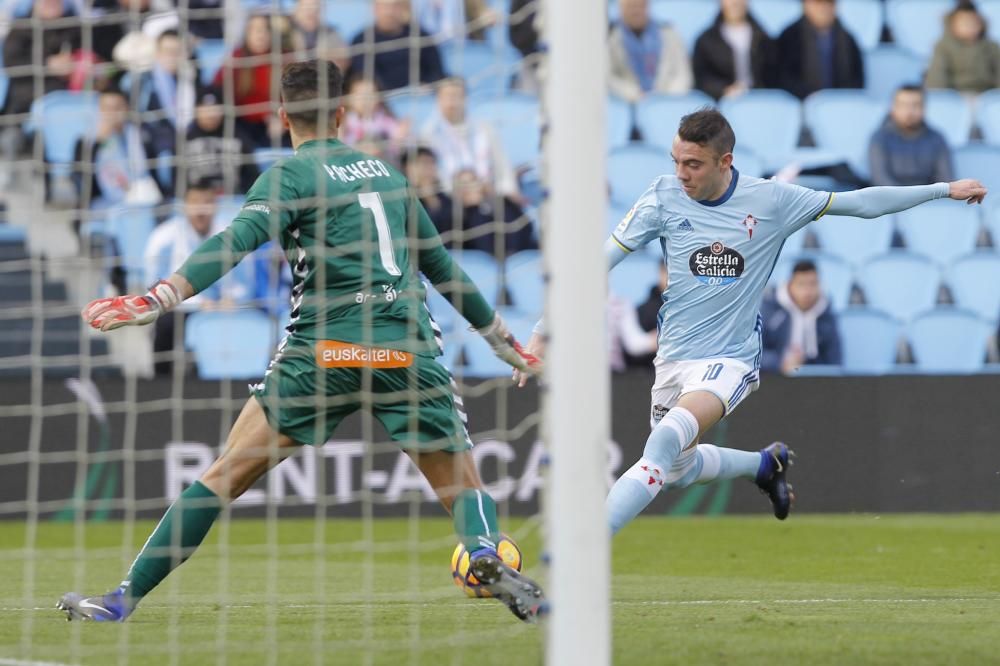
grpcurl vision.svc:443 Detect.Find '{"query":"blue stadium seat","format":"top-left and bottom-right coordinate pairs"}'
top-left (195, 40), bottom-right (227, 86)
top-left (885, 0), bottom-right (952, 58)
top-left (254, 147), bottom-right (294, 172)
top-left (607, 143), bottom-right (671, 207)
top-left (387, 90), bottom-right (438, 129)
top-left (865, 46), bottom-right (926, 100)
top-left (326, 0), bottom-right (370, 38)
top-left (25, 91), bottom-right (99, 166)
top-left (771, 251), bottom-right (854, 311)
top-left (447, 249), bottom-right (500, 306)
top-left (982, 0), bottom-right (1000, 43)
top-left (720, 89), bottom-right (801, 172)
top-left (460, 307), bottom-right (535, 378)
top-left (838, 307), bottom-right (901, 374)
top-left (811, 215), bottom-right (894, 268)
top-left (954, 144), bottom-right (1000, 194)
top-left (924, 89), bottom-right (974, 148)
top-left (609, 252), bottom-right (663, 305)
top-left (213, 195), bottom-right (245, 228)
top-left (751, 0), bottom-right (801, 36)
top-left (504, 249), bottom-right (543, 316)
top-left (803, 90), bottom-right (884, 180)
top-left (469, 92), bottom-right (539, 168)
top-left (908, 307), bottom-right (992, 373)
top-left (732, 146), bottom-right (765, 178)
top-left (648, 0), bottom-right (718, 50)
top-left (185, 309), bottom-right (275, 380)
top-left (838, 0), bottom-right (883, 52)
top-left (442, 42), bottom-right (515, 97)
top-left (106, 205), bottom-right (157, 287)
top-left (859, 251), bottom-right (939, 321)
top-left (987, 199), bottom-right (1000, 247)
top-left (634, 91), bottom-right (715, 150)
top-left (975, 89), bottom-right (1000, 147)
top-left (896, 199), bottom-right (980, 266)
top-left (947, 252), bottom-right (1000, 324)
top-left (608, 95), bottom-right (634, 149)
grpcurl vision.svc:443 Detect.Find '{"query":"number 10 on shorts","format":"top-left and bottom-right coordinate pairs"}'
top-left (702, 363), bottom-right (723, 381)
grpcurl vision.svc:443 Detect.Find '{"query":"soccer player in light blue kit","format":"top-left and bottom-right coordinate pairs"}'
top-left (518, 109), bottom-right (987, 534)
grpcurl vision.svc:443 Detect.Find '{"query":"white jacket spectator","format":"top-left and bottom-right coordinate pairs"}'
top-left (608, 0), bottom-right (693, 102)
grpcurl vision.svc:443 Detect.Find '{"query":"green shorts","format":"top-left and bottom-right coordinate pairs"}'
top-left (250, 337), bottom-right (472, 452)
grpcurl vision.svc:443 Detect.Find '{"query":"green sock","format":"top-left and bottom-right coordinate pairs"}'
top-left (452, 488), bottom-right (501, 554)
top-left (119, 481), bottom-right (222, 603)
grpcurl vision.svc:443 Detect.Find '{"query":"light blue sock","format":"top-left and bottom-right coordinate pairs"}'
top-left (606, 407), bottom-right (699, 535)
top-left (666, 443), bottom-right (762, 489)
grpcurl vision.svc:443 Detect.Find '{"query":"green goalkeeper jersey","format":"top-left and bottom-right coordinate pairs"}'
top-left (177, 138), bottom-right (494, 356)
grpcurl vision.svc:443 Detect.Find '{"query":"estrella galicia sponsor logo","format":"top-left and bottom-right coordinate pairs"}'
top-left (689, 241), bottom-right (745, 285)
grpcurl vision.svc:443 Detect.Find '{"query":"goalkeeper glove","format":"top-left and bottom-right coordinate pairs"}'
top-left (81, 280), bottom-right (182, 332)
top-left (476, 313), bottom-right (542, 375)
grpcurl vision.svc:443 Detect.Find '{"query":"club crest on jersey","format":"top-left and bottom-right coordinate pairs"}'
top-left (689, 241), bottom-right (745, 285)
top-left (742, 214), bottom-right (758, 239)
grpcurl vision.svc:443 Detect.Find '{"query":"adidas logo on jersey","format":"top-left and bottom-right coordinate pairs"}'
top-left (678, 219), bottom-right (693, 232)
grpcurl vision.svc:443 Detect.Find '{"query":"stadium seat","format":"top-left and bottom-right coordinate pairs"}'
top-left (947, 252), bottom-right (1000, 324)
top-left (214, 195), bottom-right (245, 228)
top-left (859, 251), bottom-right (939, 321)
top-left (607, 143), bottom-right (671, 207)
top-left (185, 309), bottom-right (275, 380)
top-left (254, 147), bottom-right (294, 172)
top-left (607, 95), bottom-right (633, 149)
top-left (460, 307), bottom-right (535, 378)
top-left (771, 251), bottom-right (854, 311)
top-left (469, 92), bottom-right (540, 169)
top-left (720, 89), bottom-right (801, 172)
top-left (106, 205), bottom-right (157, 287)
top-left (811, 215), bottom-right (894, 268)
top-left (838, 307), bottom-right (901, 373)
top-left (447, 249), bottom-right (500, 306)
top-left (975, 89), bottom-right (1000, 146)
top-left (504, 250), bottom-right (543, 316)
top-left (751, 0), bottom-right (801, 36)
top-left (442, 42), bottom-right (515, 97)
top-left (648, 0), bottom-right (718, 51)
top-left (954, 144), bottom-right (1000, 194)
top-left (895, 199), bottom-right (980, 266)
top-left (194, 40), bottom-right (227, 86)
top-left (924, 89), bottom-right (974, 148)
top-left (387, 90), bottom-right (438, 129)
top-left (982, 0), bottom-right (1000, 43)
top-left (885, 0), bottom-right (953, 58)
top-left (634, 91), bottom-right (715, 150)
top-left (987, 199), bottom-right (1000, 247)
top-left (864, 46), bottom-right (926, 100)
top-left (25, 91), bottom-right (99, 166)
top-left (609, 252), bottom-right (663, 305)
top-left (838, 0), bottom-right (883, 52)
top-left (732, 146), bottom-right (765, 178)
top-left (908, 307), bottom-right (992, 373)
top-left (803, 90), bottom-right (884, 180)
top-left (327, 0), bottom-right (370, 38)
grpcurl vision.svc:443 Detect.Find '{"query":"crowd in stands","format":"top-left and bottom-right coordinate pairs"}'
top-left (2, 0), bottom-right (1000, 376)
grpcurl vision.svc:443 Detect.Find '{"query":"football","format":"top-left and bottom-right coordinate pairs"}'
top-left (450, 535), bottom-right (523, 598)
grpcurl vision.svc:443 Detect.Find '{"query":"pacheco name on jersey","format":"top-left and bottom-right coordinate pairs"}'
top-left (689, 241), bottom-right (745, 285)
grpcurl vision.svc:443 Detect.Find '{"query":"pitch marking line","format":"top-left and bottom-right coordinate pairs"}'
top-left (0, 659), bottom-right (78, 666)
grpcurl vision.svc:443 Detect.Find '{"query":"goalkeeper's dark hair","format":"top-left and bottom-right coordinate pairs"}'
top-left (280, 59), bottom-right (344, 131)
top-left (677, 108), bottom-right (736, 159)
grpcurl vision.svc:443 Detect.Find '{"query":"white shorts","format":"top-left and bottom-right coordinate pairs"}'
top-left (649, 356), bottom-right (760, 428)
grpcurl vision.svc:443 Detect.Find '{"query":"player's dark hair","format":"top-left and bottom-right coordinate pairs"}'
top-left (677, 108), bottom-right (736, 159)
top-left (399, 145), bottom-right (438, 170)
top-left (896, 84), bottom-right (925, 97)
top-left (791, 259), bottom-right (818, 275)
top-left (280, 59), bottom-right (344, 131)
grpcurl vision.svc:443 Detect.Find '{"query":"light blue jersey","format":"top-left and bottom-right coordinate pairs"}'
top-left (611, 168), bottom-right (834, 369)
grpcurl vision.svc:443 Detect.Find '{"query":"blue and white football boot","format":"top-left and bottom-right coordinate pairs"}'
top-left (58, 589), bottom-right (132, 622)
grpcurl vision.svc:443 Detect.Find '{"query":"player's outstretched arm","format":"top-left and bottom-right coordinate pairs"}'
top-left (826, 179), bottom-right (988, 219)
top-left (81, 274), bottom-right (194, 332)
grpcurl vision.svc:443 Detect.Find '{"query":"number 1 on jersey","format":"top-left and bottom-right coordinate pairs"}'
top-left (358, 192), bottom-right (402, 276)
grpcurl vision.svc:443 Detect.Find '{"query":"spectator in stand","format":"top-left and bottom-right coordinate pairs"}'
top-left (421, 77), bottom-right (519, 197)
top-left (412, 0), bottom-right (498, 41)
top-left (182, 86), bottom-right (259, 195)
top-left (91, 0), bottom-right (174, 64)
top-left (775, 0), bottom-right (864, 100)
top-left (509, 0), bottom-right (539, 57)
top-left (2, 0), bottom-right (81, 119)
top-left (144, 181), bottom-right (249, 374)
top-left (761, 259), bottom-right (842, 375)
top-left (450, 168), bottom-right (536, 260)
top-left (214, 13), bottom-right (293, 148)
top-left (73, 88), bottom-right (160, 210)
top-left (608, 0), bottom-right (693, 102)
top-left (926, 0), bottom-right (1000, 94)
top-left (188, 0), bottom-right (224, 39)
top-left (339, 77), bottom-right (410, 161)
top-left (608, 291), bottom-right (658, 372)
top-left (869, 85), bottom-right (954, 187)
top-left (401, 146), bottom-right (456, 239)
top-left (288, 0), bottom-right (348, 64)
top-left (692, 0), bottom-right (776, 100)
top-left (619, 261), bottom-right (666, 370)
top-left (349, 0), bottom-right (446, 91)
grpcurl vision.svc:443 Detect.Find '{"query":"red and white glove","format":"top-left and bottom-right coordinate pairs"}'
top-left (476, 314), bottom-right (542, 375)
top-left (81, 280), bottom-right (182, 332)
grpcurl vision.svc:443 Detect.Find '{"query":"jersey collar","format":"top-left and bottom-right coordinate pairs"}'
top-left (697, 167), bottom-right (739, 207)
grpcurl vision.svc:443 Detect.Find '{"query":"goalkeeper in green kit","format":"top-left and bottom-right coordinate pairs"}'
top-left (59, 60), bottom-right (547, 624)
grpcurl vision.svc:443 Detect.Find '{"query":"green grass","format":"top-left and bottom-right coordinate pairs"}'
top-left (2, 515), bottom-right (1000, 665)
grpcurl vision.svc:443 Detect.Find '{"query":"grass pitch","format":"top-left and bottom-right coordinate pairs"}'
top-left (2, 515), bottom-right (999, 665)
